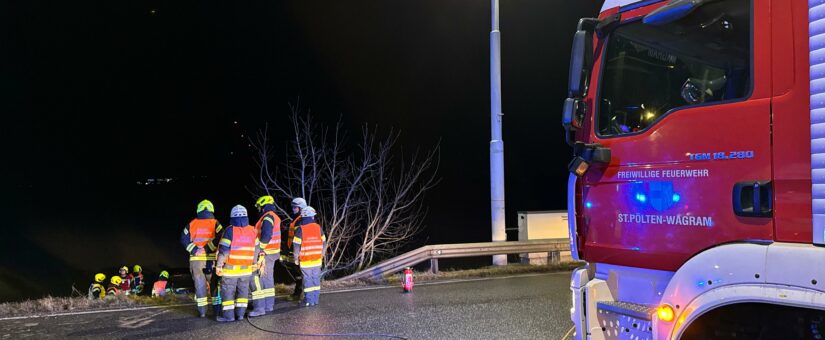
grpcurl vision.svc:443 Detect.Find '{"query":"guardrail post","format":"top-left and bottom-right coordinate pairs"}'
top-left (549, 251), bottom-right (560, 265)
top-left (430, 258), bottom-right (439, 274)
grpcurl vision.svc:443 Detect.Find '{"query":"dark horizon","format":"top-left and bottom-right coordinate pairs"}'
top-left (1, 1), bottom-right (602, 300)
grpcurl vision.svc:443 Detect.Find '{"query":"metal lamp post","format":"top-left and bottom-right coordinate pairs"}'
top-left (490, 0), bottom-right (507, 266)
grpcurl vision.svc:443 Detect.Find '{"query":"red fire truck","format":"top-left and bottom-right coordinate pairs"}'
top-left (563, 0), bottom-right (825, 338)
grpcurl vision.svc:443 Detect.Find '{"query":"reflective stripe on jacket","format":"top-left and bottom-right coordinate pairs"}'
top-left (256, 211), bottom-right (281, 255)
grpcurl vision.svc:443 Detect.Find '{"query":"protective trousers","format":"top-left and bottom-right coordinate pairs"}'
top-left (300, 266), bottom-right (321, 305)
top-left (189, 260), bottom-right (212, 316)
top-left (249, 273), bottom-right (266, 314)
top-left (219, 274), bottom-right (251, 321)
top-left (261, 254), bottom-right (279, 310)
top-left (284, 261), bottom-right (303, 296)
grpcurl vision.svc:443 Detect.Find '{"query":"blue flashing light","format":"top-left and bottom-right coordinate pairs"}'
top-left (630, 247), bottom-right (640, 251)
top-left (635, 193), bottom-right (647, 203)
top-left (672, 193), bottom-right (681, 203)
top-left (585, 201), bottom-right (593, 209)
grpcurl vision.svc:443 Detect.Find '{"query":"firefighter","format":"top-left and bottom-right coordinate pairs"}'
top-left (152, 271), bottom-right (172, 297)
top-left (180, 199), bottom-right (224, 318)
top-left (88, 273), bottom-right (106, 299)
top-left (282, 197), bottom-right (307, 298)
top-left (253, 195), bottom-right (282, 313)
top-left (107, 276), bottom-right (123, 296)
top-left (215, 205), bottom-right (264, 322)
top-left (117, 266), bottom-right (131, 294)
top-left (129, 265), bottom-right (145, 295)
top-left (293, 206), bottom-right (325, 306)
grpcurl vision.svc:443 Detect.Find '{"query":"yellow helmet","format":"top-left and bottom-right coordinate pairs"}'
top-left (133, 265), bottom-right (142, 273)
top-left (197, 199), bottom-right (215, 213)
top-left (159, 270), bottom-right (169, 279)
top-left (119, 266), bottom-right (128, 273)
top-left (255, 195), bottom-right (275, 208)
top-left (95, 273), bottom-right (106, 283)
top-left (111, 276), bottom-right (123, 285)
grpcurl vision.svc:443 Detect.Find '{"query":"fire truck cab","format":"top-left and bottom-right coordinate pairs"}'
top-left (563, 0), bottom-right (825, 338)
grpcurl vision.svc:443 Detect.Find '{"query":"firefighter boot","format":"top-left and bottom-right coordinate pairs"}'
top-left (291, 273), bottom-right (303, 299)
top-left (265, 297), bottom-right (275, 313)
top-left (248, 306), bottom-right (265, 317)
top-left (197, 306), bottom-right (206, 318)
top-left (235, 307), bottom-right (246, 321)
top-left (216, 310), bottom-right (235, 322)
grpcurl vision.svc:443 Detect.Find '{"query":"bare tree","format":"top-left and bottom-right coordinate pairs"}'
top-left (250, 104), bottom-right (439, 275)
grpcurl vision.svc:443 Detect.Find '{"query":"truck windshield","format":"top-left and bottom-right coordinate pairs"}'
top-left (597, 0), bottom-right (750, 136)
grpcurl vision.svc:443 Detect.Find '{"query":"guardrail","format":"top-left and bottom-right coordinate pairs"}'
top-left (340, 238), bottom-right (570, 281)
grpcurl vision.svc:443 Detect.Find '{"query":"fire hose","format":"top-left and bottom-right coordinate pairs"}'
top-left (243, 260), bottom-right (408, 339)
top-left (246, 315), bottom-right (408, 339)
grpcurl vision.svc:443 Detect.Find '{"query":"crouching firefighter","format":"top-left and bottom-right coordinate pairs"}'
top-left (282, 197), bottom-right (307, 298)
top-left (293, 206), bottom-right (325, 306)
top-left (180, 199), bottom-right (224, 318)
top-left (253, 195), bottom-right (282, 313)
top-left (215, 205), bottom-right (265, 322)
top-left (152, 271), bottom-right (172, 297)
top-left (107, 276), bottom-right (123, 296)
top-left (88, 273), bottom-right (106, 299)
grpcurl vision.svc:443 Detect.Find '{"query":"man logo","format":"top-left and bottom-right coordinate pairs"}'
top-left (648, 181), bottom-right (676, 212)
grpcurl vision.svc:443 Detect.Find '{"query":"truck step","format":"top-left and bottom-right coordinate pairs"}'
top-left (596, 301), bottom-right (656, 321)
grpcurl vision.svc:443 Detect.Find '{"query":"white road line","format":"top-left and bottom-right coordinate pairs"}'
top-left (0, 271), bottom-right (569, 321)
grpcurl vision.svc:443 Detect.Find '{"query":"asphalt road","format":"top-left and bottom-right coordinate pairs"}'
top-left (0, 272), bottom-right (574, 339)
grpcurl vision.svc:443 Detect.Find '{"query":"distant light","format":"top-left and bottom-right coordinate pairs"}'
top-left (645, 111), bottom-right (655, 120)
top-left (585, 201), bottom-right (593, 209)
top-left (149, 9), bottom-right (157, 15)
top-left (635, 193), bottom-right (647, 203)
top-left (234, 121), bottom-right (238, 124)
top-left (672, 193), bottom-right (681, 203)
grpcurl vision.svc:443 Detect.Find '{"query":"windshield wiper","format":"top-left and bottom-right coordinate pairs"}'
top-left (643, 0), bottom-right (719, 26)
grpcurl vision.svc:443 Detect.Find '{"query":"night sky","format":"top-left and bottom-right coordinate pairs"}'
top-left (1, 1), bottom-right (601, 300)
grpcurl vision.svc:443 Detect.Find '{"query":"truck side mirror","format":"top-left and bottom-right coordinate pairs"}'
top-left (568, 29), bottom-right (592, 98)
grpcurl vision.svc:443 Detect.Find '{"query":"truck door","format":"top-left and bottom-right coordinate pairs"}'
top-left (579, 0), bottom-right (773, 271)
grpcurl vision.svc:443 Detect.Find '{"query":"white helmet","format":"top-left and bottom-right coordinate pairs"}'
top-left (291, 197), bottom-right (307, 209)
top-left (230, 205), bottom-right (248, 218)
top-left (301, 206), bottom-right (317, 218)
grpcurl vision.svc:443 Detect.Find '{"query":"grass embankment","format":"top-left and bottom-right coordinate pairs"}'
top-left (0, 262), bottom-right (581, 319)
top-left (0, 294), bottom-right (191, 319)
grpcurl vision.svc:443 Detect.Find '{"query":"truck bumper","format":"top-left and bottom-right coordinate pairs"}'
top-left (570, 266), bottom-right (656, 340)
top-left (570, 267), bottom-right (590, 340)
